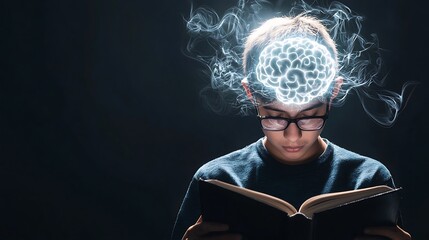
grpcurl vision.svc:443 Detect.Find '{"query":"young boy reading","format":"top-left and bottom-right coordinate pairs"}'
top-left (172, 12), bottom-right (412, 240)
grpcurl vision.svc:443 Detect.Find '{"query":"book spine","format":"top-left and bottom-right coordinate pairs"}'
top-left (286, 213), bottom-right (312, 240)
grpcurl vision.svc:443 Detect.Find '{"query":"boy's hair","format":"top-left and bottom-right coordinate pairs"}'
top-left (242, 15), bottom-right (338, 103)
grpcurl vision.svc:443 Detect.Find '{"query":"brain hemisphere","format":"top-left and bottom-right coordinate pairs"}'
top-left (255, 38), bottom-right (336, 104)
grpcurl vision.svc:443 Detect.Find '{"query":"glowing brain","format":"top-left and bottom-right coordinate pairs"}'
top-left (255, 37), bottom-right (336, 105)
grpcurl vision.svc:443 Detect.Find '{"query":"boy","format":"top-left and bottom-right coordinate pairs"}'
top-left (172, 14), bottom-right (411, 240)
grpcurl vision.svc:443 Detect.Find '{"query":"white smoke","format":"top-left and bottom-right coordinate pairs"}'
top-left (184, 0), bottom-right (417, 126)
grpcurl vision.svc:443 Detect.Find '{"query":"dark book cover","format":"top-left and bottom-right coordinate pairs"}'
top-left (311, 187), bottom-right (401, 240)
top-left (199, 179), bottom-right (401, 240)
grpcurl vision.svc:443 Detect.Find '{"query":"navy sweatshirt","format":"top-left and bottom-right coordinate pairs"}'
top-left (171, 138), bottom-right (395, 240)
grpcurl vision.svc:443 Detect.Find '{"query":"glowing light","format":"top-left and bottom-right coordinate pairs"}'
top-left (255, 37), bottom-right (336, 105)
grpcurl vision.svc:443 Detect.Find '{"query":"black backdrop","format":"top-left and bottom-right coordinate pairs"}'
top-left (1, 0), bottom-right (428, 239)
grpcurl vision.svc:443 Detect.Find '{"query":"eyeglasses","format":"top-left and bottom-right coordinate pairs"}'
top-left (257, 105), bottom-right (329, 131)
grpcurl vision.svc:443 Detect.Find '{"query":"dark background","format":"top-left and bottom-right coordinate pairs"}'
top-left (1, 0), bottom-right (427, 239)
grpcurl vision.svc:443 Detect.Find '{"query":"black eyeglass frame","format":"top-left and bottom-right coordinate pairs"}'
top-left (257, 104), bottom-right (330, 131)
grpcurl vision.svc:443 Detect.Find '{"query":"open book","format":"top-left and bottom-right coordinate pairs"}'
top-left (199, 179), bottom-right (401, 240)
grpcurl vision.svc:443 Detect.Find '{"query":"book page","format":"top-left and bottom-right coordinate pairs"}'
top-left (204, 179), bottom-right (298, 215)
top-left (298, 185), bottom-right (393, 218)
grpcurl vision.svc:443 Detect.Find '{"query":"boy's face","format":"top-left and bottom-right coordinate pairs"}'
top-left (257, 99), bottom-right (328, 164)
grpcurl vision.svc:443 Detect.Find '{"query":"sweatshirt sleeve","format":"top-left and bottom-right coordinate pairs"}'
top-left (170, 176), bottom-right (201, 240)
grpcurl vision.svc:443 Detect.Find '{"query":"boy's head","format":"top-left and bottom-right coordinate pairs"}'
top-left (241, 15), bottom-right (343, 164)
top-left (242, 15), bottom-right (341, 107)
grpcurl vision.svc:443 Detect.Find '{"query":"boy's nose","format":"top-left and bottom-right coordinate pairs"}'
top-left (283, 122), bottom-right (302, 142)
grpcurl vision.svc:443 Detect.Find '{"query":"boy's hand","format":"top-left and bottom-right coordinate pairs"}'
top-left (182, 215), bottom-right (242, 240)
top-left (355, 225), bottom-right (411, 240)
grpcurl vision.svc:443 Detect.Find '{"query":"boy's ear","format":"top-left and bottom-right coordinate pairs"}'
top-left (329, 77), bottom-right (344, 106)
top-left (241, 78), bottom-right (254, 102)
